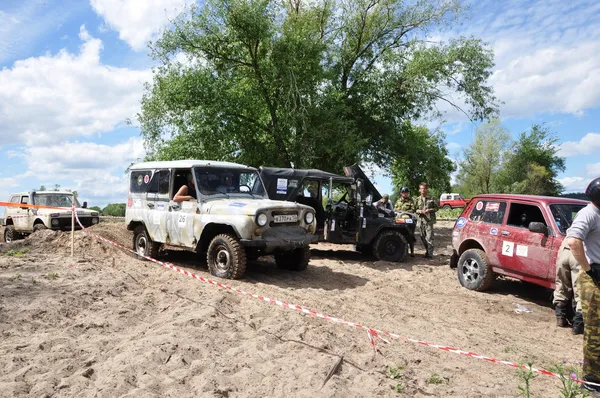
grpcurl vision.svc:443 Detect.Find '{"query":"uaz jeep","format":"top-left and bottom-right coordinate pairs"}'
top-left (259, 164), bottom-right (417, 262)
top-left (2, 191), bottom-right (99, 242)
top-left (126, 160), bottom-right (318, 279)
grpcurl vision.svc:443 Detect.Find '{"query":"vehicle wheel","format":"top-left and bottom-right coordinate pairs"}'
top-left (373, 230), bottom-right (407, 262)
top-left (275, 246), bottom-right (310, 271)
top-left (207, 234), bottom-right (247, 279)
top-left (133, 225), bottom-right (160, 260)
top-left (33, 223), bottom-right (47, 233)
top-left (457, 249), bottom-right (494, 291)
top-left (3, 226), bottom-right (19, 243)
top-left (443, 204), bottom-right (452, 210)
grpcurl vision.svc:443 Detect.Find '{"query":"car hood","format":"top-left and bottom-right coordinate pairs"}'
top-left (202, 198), bottom-right (311, 215)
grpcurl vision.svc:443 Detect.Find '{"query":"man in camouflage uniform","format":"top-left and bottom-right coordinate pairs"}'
top-left (415, 183), bottom-right (438, 259)
top-left (395, 186), bottom-right (416, 256)
top-left (573, 177), bottom-right (600, 395)
top-left (395, 187), bottom-right (415, 213)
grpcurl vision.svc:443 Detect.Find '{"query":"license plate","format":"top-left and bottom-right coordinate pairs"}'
top-left (274, 214), bottom-right (297, 223)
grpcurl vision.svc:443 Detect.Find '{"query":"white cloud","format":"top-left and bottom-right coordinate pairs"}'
top-left (559, 176), bottom-right (588, 193)
top-left (0, 0), bottom-right (86, 64)
top-left (0, 26), bottom-right (151, 147)
top-left (558, 133), bottom-right (600, 157)
top-left (587, 162), bottom-right (600, 177)
top-left (0, 177), bottom-right (19, 188)
top-left (446, 142), bottom-right (461, 151)
top-left (432, 1), bottom-right (600, 121)
top-left (22, 138), bottom-right (145, 206)
top-left (90, 0), bottom-right (194, 51)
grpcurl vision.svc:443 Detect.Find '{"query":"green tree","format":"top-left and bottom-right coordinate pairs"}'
top-left (456, 119), bottom-right (511, 196)
top-left (102, 203), bottom-right (126, 217)
top-left (497, 124), bottom-right (565, 196)
top-left (390, 122), bottom-right (455, 198)
top-left (139, 0), bottom-right (498, 174)
top-left (88, 206), bottom-right (102, 213)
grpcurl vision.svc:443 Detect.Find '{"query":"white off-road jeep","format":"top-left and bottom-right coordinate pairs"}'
top-left (126, 160), bottom-right (318, 279)
top-left (2, 191), bottom-right (99, 243)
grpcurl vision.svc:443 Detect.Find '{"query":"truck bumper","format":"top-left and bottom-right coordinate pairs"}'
top-left (240, 234), bottom-right (318, 251)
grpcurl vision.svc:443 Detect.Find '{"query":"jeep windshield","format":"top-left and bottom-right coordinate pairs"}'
top-left (33, 193), bottom-right (81, 208)
top-left (550, 203), bottom-right (587, 235)
top-left (194, 167), bottom-right (267, 197)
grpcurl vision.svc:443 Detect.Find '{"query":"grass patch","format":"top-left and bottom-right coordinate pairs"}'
top-left (5, 247), bottom-right (29, 257)
top-left (45, 273), bottom-right (59, 280)
top-left (436, 207), bottom-right (463, 219)
top-left (426, 373), bottom-right (447, 385)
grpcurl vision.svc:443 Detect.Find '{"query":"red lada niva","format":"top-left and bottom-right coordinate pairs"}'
top-left (450, 194), bottom-right (588, 291)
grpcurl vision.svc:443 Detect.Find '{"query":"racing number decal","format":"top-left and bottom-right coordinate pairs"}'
top-left (502, 241), bottom-right (514, 257)
top-left (178, 214), bottom-right (187, 227)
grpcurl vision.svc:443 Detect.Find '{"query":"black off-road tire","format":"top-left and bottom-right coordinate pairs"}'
top-left (373, 230), bottom-right (407, 262)
top-left (133, 225), bottom-right (160, 260)
top-left (275, 246), bottom-right (310, 271)
top-left (207, 234), bottom-right (247, 279)
top-left (3, 225), bottom-right (19, 243)
top-left (33, 223), bottom-right (47, 233)
top-left (457, 249), bottom-right (495, 291)
top-left (443, 204), bottom-right (452, 210)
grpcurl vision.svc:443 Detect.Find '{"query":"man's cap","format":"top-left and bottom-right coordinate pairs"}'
top-left (400, 187), bottom-right (409, 193)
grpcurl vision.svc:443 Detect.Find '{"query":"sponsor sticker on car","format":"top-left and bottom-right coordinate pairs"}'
top-left (456, 217), bottom-right (467, 228)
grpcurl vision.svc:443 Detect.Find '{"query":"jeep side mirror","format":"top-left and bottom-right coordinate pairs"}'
top-left (528, 222), bottom-right (547, 234)
top-left (83, 201), bottom-right (88, 208)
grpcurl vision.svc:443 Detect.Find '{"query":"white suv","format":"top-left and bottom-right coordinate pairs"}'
top-left (126, 160), bottom-right (318, 279)
top-left (2, 191), bottom-right (99, 242)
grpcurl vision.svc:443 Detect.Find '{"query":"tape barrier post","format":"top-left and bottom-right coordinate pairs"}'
top-left (70, 211), bottom-right (600, 390)
top-left (71, 201), bottom-right (75, 257)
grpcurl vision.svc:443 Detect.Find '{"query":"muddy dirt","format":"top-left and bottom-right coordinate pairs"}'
top-left (0, 222), bottom-right (583, 397)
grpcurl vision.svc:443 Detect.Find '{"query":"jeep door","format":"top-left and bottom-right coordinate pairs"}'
top-left (15, 195), bottom-right (31, 231)
top-left (145, 169), bottom-right (171, 243)
top-left (463, 199), bottom-right (508, 266)
top-left (496, 201), bottom-right (557, 280)
top-left (166, 169), bottom-right (198, 248)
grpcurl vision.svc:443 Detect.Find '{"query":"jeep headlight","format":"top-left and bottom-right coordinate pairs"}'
top-left (304, 211), bottom-right (314, 224)
top-left (92, 217), bottom-right (99, 225)
top-left (51, 219), bottom-right (60, 227)
top-left (256, 213), bottom-right (268, 227)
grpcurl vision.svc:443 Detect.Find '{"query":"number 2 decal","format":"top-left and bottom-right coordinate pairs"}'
top-left (502, 241), bottom-right (514, 257)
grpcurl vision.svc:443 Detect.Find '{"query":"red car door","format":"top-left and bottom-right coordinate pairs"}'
top-left (459, 199), bottom-right (508, 266)
top-left (496, 200), bottom-right (558, 281)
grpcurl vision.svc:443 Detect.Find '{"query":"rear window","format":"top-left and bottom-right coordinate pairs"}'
top-left (550, 204), bottom-right (587, 235)
top-left (468, 200), bottom-right (507, 224)
top-left (130, 170), bottom-right (154, 193)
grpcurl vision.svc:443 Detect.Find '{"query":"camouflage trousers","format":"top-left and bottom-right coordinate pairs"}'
top-left (578, 271), bottom-right (600, 380)
top-left (553, 241), bottom-right (582, 312)
top-left (419, 221), bottom-right (434, 256)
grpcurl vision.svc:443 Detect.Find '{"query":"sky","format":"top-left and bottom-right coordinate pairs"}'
top-left (0, 0), bottom-right (599, 215)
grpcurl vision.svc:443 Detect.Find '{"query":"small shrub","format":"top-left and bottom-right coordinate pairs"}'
top-left (391, 383), bottom-right (404, 393)
top-left (426, 373), bottom-right (446, 385)
top-left (388, 365), bottom-right (405, 380)
top-left (436, 207), bottom-right (463, 220)
top-left (517, 362), bottom-right (537, 398)
top-left (46, 273), bottom-right (59, 280)
top-left (6, 248), bottom-right (29, 257)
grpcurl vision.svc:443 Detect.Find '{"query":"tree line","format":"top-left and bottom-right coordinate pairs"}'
top-left (124, 0), bottom-right (571, 201)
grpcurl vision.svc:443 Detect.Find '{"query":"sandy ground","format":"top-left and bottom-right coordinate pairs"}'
top-left (0, 221), bottom-right (584, 397)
